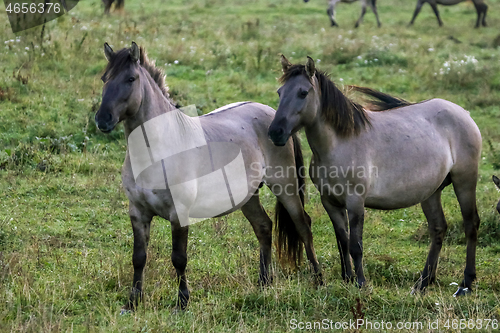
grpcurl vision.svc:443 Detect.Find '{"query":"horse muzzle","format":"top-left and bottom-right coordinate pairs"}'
top-left (95, 108), bottom-right (118, 133)
top-left (268, 126), bottom-right (289, 147)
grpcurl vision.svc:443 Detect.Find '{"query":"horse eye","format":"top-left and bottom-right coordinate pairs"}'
top-left (299, 90), bottom-right (309, 98)
top-left (128, 77), bottom-right (135, 83)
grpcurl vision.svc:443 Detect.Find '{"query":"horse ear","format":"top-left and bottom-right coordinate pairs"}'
top-left (281, 54), bottom-right (292, 73)
top-left (130, 42), bottom-right (140, 63)
top-left (104, 42), bottom-right (114, 62)
top-left (305, 56), bottom-right (316, 78)
top-left (493, 175), bottom-right (500, 189)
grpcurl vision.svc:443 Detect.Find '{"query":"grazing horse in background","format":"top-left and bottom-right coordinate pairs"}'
top-left (102, 0), bottom-right (124, 15)
top-left (95, 43), bottom-right (323, 310)
top-left (492, 176), bottom-right (500, 213)
top-left (269, 55), bottom-right (482, 297)
top-left (409, 0), bottom-right (487, 28)
top-left (304, 0), bottom-right (381, 28)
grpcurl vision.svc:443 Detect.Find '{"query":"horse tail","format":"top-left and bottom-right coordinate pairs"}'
top-left (275, 133), bottom-right (307, 268)
top-left (349, 85), bottom-right (412, 111)
top-left (371, 0), bottom-right (377, 7)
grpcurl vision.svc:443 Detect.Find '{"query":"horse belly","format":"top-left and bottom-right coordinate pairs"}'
top-left (364, 159), bottom-right (452, 209)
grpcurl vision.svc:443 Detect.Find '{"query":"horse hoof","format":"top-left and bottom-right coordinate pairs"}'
top-left (177, 292), bottom-right (189, 310)
top-left (120, 308), bottom-right (132, 316)
top-left (410, 283), bottom-right (427, 295)
top-left (453, 287), bottom-right (471, 297)
top-left (410, 287), bottom-right (426, 295)
top-left (258, 276), bottom-right (273, 286)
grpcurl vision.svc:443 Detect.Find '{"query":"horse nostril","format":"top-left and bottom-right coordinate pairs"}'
top-left (96, 110), bottom-right (112, 124)
top-left (103, 112), bottom-right (112, 122)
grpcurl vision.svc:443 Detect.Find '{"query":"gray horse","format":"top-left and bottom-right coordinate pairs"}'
top-left (95, 43), bottom-right (322, 310)
top-left (409, 0), bottom-right (488, 27)
top-left (269, 55), bottom-right (481, 296)
top-left (304, 0), bottom-right (381, 27)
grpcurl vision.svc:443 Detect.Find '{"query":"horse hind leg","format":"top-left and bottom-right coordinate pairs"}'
top-left (450, 173), bottom-right (480, 296)
top-left (274, 191), bottom-right (323, 285)
top-left (473, 1), bottom-right (482, 28)
top-left (415, 183), bottom-right (449, 293)
top-left (367, 0), bottom-right (381, 27)
top-left (327, 0), bottom-right (338, 26)
top-left (476, 2), bottom-right (488, 27)
top-left (240, 194), bottom-right (273, 285)
top-left (482, 3), bottom-right (488, 27)
top-left (429, 3), bottom-right (443, 27)
top-left (354, 3), bottom-right (367, 28)
top-left (346, 198), bottom-right (366, 287)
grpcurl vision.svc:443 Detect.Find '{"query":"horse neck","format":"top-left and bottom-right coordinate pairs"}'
top-left (123, 69), bottom-right (176, 139)
top-left (304, 105), bottom-right (340, 160)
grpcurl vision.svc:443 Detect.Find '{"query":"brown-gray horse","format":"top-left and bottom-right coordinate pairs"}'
top-left (304, 0), bottom-right (381, 27)
top-left (95, 43), bottom-right (322, 310)
top-left (269, 55), bottom-right (481, 296)
top-left (409, 0), bottom-right (487, 28)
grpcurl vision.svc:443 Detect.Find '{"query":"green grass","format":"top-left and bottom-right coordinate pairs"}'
top-left (1, 0), bottom-right (500, 331)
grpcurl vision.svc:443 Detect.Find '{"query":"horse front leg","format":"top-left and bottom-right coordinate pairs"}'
top-left (322, 198), bottom-right (354, 283)
top-left (409, 0), bottom-right (424, 25)
top-left (125, 204), bottom-right (153, 311)
top-left (346, 199), bottom-right (366, 287)
top-left (170, 220), bottom-right (190, 309)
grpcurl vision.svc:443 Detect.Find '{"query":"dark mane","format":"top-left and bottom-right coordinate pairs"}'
top-left (348, 86), bottom-right (412, 111)
top-left (279, 64), bottom-right (370, 138)
top-left (279, 65), bottom-right (413, 137)
top-left (102, 46), bottom-right (170, 98)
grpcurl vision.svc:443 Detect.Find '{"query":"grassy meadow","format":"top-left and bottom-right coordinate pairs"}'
top-left (2, 0), bottom-right (500, 331)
